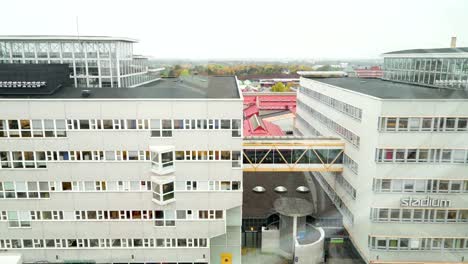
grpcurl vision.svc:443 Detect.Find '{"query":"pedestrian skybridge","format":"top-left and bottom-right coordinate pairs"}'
top-left (242, 136), bottom-right (344, 172)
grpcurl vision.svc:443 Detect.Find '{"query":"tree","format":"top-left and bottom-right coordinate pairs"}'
top-left (271, 82), bottom-right (290, 92)
top-left (179, 69), bottom-right (190, 76)
top-left (316, 64), bottom-right (340, 71)
top-left (286, 82), bottom-right (296, 89)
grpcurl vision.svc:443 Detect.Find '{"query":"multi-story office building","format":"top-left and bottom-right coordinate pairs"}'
top-left (296, 69), bottom-right (468, 263)
top-left (383, 47), bottom-right (468, 90)
top-left (0, 65), bottom-right (243, 264)
top-left (0, 35), bottom-right (163, 88)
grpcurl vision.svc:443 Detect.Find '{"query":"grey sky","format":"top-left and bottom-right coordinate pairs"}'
top-left (1, 0), bottom-right (467, 59)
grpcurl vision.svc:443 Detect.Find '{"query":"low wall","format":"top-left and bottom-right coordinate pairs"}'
top-left (294, 226), bottom-right (325, 264)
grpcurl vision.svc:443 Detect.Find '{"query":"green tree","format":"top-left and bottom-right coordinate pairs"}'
top-left (179, 69), bottom-right (190, 76)
top-left (316, 64), bottom-right (340, 71)
top-left (271, 82), bottom-right (290, 92)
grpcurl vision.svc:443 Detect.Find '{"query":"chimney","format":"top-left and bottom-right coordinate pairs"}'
top-left (450, 36), bottom-right (457, 48)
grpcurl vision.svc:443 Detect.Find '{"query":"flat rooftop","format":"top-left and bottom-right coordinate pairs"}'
top-left (243, 172), bottom-right (338, 219)
top-left (308, 77), bottom-right (468, 99)
top-left (384, 47), bottom-right (468, 55)
top-left (0, 35), bottom-right (137, 42)
top-left (0, 76), bottom-right (241, 99)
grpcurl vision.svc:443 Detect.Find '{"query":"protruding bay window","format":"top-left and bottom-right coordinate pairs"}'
top-left (150, 146), bottom-right (175, 175)
top-left (152, 181), bottom-right (175, 205)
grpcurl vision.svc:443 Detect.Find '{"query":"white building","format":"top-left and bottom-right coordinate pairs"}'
top-left (296, 70), bottom-right (468, 263)
top-left (0, 35), bottom-right (163, 88)
top-left (382, 46), bottom-right (468, 90)
top-left (0, 73), bottom-right (243, 264)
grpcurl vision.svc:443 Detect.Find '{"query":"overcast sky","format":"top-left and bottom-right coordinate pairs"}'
top-left (1, 0), bottom-right (467, 60)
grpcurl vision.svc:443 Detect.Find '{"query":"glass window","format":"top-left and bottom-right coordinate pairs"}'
top-left (378, 209), bottom-right (389, 220)
top-left (408, 118), bottom-right (420, 131)
top-left (381, 180), bottom-right (391, 191)
top-left (398, 118), bottom-right (408, 131)
top-left (445, 118), bottom-right (456, 131)
top-left (457, 118), bottom-right (467, 131)
top-left (386, 118), bottom-right (396, 131)
top-left (438, 180), bottom-right (449, 192)
top-left (413, 209), bottom-right (423, 222)
top-left (392, 180), bottom-right (403, 192)
top-left (403, 180), bottom-right (414, 192)
top-left (422, 118), bottom-right (433, 131)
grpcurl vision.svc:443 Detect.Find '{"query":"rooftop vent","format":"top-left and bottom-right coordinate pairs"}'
top-left (296, 186), bottom-right (310, 193)
top-left (252, 186), bottom-right (266, 193)
top-left (81, 90), bottom-right (91, 98)
top-left (451, 36), bottom-right (457, 48)
top-left (274, 186), bottom-right (287, 193)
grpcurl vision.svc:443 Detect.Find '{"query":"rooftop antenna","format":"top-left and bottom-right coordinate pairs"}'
top-left (76, 16), bottom-right (80, 41)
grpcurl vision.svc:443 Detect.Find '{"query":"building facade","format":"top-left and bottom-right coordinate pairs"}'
top-left (383, 47), bottom-right (468, 90)
top-left (296, 74), bottom-right (468, 263)
top-left (0, 73), bottom-right (243, 264)
top-left (0, 35), bottom-right (163, 88)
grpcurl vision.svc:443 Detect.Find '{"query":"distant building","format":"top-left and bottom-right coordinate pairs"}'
top-left (354, 66), bottom-right (384, 78)
top-left (0, 35), bottom-right (163, 88)
top-left (383, 46), bottom-right (468, 90)
top-left (259, 78), bottom-right (299, 88)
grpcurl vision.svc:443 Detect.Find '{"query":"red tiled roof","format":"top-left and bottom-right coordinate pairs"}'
top-left (244, 104), bottom-right (259, 118)
top-left (243, 116), bottom-right (285, 136)
top-left (355, 67), bottom-right (384, 78)
top-left (243, 94), bottom-right (296, 111)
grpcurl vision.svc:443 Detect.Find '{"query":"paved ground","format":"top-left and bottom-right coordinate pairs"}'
top-left (326, 242), bottom-right (366, 264)
top-left (242, 248), bottom-right (291, 264)
top-left (242, 241), bottom-right (365, 264)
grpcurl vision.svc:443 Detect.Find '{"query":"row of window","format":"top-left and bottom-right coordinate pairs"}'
top-left (0, 118), bottom-right (242, 138)
top-left (0, 150), bottom-right (242, 169)
top-left (375, 148), bottom-right (468, 164)
top-left (298, 86), bottom-right (362, 120)
top-left (315, 171), bottom-right (354, 224)
top-left (335, 174), bottom-right (356, 199)
top-left (0, 180), bottom-right (242, 199)
top-left (0, 119), bottom-right (66, 138)
top-left (295, 115), bottom-right (322, 136)
top-left (383, 58), bottom-right (468, 89)
top-left (297, 100), bottom-right (360, 147)
top-left (242, 148), bottom-right (343, 165)
top-left (373, 179), bottom-right (468, 193)
top-left (370, 208), bottom-right (468, 223)
top-left (369, 236), bottom-right (468, 251)
top-left (3, 209), bottom-right (224, 228)
top-left (0, 237), bottom-right (208, 249)
top-left (343, 154), bottom-right (358, 174)
top-left (378, 117), bottom-right (468, 132)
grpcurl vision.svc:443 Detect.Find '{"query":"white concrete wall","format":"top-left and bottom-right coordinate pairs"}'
top-left (294, 226), bottom-right (325, 264)
top-left (0, 98), bottom-right (243, 263)
top-left (298, 77), bottom-right (468, 263)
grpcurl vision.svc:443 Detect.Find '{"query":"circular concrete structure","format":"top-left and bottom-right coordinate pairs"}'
top-left (273, 197), bottom-right (314, 217)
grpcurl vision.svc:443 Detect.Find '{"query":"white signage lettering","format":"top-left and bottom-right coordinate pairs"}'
top-left (400, 197), bottom-right (451, 207)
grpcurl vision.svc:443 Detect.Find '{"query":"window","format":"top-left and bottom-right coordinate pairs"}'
top-left (61, 182), bottom-right (72, 191)
top-left (458, 118), bottom-right (468, 131)
top-left (232, 119), bottom-right (241, 137)
top-left (445, 118), bottom-right (456, 131)
top-left (162, 182), bottom-right (174, 201)
top-left (150, 147), bottom-right (175, 175)
top-left (385, 117), bottom-right (396, 131)
top-left (422, 118), bottom-right (433, 131)
top-left (398, 118), bottom-right (408, 131)
top-left (408, 118), bottom-right (420, 131)
top-left (174, 120), bottom-right (183, 129)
